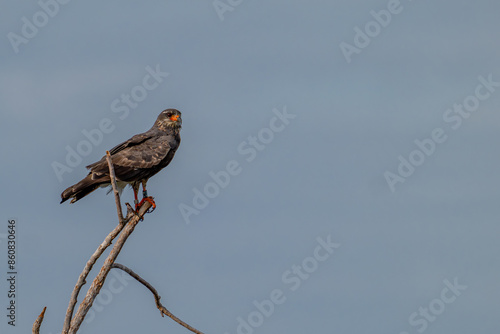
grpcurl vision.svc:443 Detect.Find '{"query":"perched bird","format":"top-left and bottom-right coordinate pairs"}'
top-left (60, 109), bottom-right (182, 210)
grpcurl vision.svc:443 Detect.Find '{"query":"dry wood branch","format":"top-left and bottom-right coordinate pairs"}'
top-left (67, 201), bottom-right (152, 334)
top-left (112, 263), bottom-right (205, 334)
top-left (61, 216), bottom-right (129, 334)
top-left (106, 151), bottom-right (124, 223)
top-left (62, 152), bottom-right (133, 334)
top-left (32, 307), bottom-right (46, 334)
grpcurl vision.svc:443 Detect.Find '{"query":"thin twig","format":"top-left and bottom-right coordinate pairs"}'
top-left (112, 263), bottom-right (205, 334)
top-left (106, 151), bottom-right (124, 223)
top-left (32, 306), bottom-right (46, 334)
top-left (67, 201), bottom-right (152, 334)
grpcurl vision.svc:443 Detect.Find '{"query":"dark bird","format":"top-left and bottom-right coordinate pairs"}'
top-left (60, 109), bottom-right (182, 210)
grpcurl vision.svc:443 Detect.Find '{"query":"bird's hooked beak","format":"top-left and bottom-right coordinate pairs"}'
top-left (170, 115), bottom-right (180, 122)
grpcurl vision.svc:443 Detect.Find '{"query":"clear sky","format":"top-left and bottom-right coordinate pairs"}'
top-left (1, 1), bottom-right (499, 333)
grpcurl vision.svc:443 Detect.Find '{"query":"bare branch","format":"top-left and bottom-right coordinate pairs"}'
top-left (67, 202), bottom-right (152, 334)
top-left (62, 154), bottom-right (131, 334)
top-left (32, 306), bottom-right (46, 334)
top-left (106, 151), bottom-right (124, 223)
top-left (61, 217), bottom-right (129, 333)
top-left (112, 263), bottom-right (205, 334)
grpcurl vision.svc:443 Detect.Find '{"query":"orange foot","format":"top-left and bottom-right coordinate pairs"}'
top-left (137, 196), bottom-right (156, 213)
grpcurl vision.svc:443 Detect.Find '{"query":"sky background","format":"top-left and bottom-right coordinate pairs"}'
top-left (1, 1), bottom-right (500, 333)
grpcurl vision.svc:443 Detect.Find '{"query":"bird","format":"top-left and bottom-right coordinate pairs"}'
top-left (60, 108), bottom-right (182, 211)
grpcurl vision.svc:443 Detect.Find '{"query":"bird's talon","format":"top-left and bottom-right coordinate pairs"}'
top-left (137, 196), bottom-right (156, 214)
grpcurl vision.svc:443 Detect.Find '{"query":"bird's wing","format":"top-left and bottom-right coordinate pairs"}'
top-left (110, 135), bottom-right (172, 169)
top-left (86, 133), bottom-right (171, 170)
top-left (86, 133), bottom-right (153, 170)
top-left (108, 132), bottom-right (153, 155)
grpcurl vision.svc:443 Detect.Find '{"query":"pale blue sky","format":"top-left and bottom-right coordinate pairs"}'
top-left (1, 1), bottom-right (500, 333)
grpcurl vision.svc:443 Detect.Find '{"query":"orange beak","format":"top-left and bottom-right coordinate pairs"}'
top-left (170, 115), bottom-right (179, 122)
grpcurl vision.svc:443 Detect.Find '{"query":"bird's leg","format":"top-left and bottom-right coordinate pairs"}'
top-left (132, 182), bottom-right (140, 211)
top-left (137, 180), bottom-right (156, 213)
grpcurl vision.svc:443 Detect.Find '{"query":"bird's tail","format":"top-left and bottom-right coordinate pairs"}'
top-left (60, 175), bottom-right (109, 204)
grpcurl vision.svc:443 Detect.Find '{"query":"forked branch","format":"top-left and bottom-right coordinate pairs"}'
top-left (34, 152), bottom-right (203, 334)
top-left (67, 202), bottom-right (152, 334)
top-left (61, 219), bottom-right (127, 333)
top-left (61, 153), bottom-right (131, 334)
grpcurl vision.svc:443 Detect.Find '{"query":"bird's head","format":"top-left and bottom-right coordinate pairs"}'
top-left (156, 109), bottom-right (182, 130)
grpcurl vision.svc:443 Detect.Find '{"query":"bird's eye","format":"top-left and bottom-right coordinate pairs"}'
top-left (166, 112), bottom-right (172, 117)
